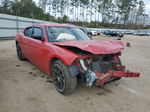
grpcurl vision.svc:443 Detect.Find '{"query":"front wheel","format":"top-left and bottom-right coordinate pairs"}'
top-left (16, 43), bottom-right (26, 61)
top-left (52, 60), bottom-right (77, 95)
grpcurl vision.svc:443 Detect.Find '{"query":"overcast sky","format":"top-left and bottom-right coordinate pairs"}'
top-left (34, 0), bottom-right (150, 14)
top-left (144, 0), bottom-right (150, 14)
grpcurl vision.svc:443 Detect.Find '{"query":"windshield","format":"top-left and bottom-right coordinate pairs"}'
top-left (79, 27), bottom-right (89, 33)
top-left (46, 26), bottom-right (91, 42)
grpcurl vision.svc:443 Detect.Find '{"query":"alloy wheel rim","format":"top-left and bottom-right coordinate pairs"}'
top-left (17, 45), bottom-right (22, 58)
top-left (52, 64), bottom-right (65, 92)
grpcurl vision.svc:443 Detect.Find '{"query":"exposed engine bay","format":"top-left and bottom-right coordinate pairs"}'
top-left (57, 45), bottom-right (140, 87)
top-left (62, 45), bottom-right (122, 86)
top-left (84, 54), bottom-right (118, 73)
top-left (77, 54), bottom-right (121, 86)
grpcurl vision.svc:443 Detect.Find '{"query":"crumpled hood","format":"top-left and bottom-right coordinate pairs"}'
top-left (53, 40), bottom-right (124, 54)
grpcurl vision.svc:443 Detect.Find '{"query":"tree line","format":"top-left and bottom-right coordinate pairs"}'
top-left (0, 0), bottom-right (149, 29)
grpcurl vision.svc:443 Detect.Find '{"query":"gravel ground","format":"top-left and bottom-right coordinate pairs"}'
top-left (0, 35), bottom-right (150, 112)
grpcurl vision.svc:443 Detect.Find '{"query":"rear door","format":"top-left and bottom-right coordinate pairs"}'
top-left (21, 27), bottom-right (33, 58)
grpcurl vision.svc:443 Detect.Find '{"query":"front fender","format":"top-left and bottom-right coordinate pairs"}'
top-left (47, 43), bottom-right (80, 66)
top-left (54, 50), bottom-right (79, 66)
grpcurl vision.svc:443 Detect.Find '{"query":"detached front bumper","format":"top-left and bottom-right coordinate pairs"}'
top-left (95, 70), bottom-right (140, 86)
top-left (76, 59), bottom-right (140, 87)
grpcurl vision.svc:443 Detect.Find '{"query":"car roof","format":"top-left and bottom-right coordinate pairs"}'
top-left (33, 23), bottom-right (76, 27)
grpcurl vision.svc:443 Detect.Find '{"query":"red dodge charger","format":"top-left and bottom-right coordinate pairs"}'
top-left (16, 24), bottom-right (140, 95)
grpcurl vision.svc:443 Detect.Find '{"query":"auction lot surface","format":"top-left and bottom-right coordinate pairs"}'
top-left (0, 35), bottom-right (150, 112)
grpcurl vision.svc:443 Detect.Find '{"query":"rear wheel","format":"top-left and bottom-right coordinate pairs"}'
top-left (52, 60), bottom-right (77, 95)
top-left (16, 43), bottom-right (26, 61)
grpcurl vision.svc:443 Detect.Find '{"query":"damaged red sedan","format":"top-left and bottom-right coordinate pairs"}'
top-left (15, 24), bottom-right (140, 95)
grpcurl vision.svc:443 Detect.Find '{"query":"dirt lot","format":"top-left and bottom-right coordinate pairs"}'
top-left (0, 35), bottom-right (150, 112)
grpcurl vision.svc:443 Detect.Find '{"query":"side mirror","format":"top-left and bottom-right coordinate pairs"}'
top-left (87, 32), bottom-right (92, 38)
top-left (32, 33), bottom-right (44, 41)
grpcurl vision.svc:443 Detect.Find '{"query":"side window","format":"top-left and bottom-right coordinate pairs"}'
top-left (31, 27), bottom-right (43, 40)
top-left (24, 27), bottom-right (33, 37)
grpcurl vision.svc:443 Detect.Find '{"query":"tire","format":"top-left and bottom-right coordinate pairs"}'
top-left (52, 60), bottom-right (77, 95)
top-left (16, 43), bottom-right (26, 61)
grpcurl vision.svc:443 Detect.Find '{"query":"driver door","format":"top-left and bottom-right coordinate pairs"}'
top-left (28, 26), bottom-right (47, 70)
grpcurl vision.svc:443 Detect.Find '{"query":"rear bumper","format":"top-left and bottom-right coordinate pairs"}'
top-left (95, 70), bottom-right (140, 86)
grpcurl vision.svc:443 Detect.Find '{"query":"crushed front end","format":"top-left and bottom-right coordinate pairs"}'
top-left (74, 53), bottom-right (140, 87)
top-left (54, 40), bottom-right (140, 87)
